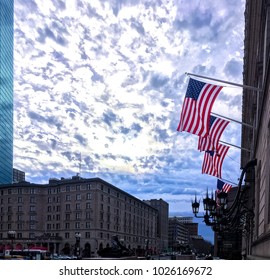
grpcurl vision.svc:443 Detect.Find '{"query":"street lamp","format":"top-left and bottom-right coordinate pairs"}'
top-left (7, 230), bottom-right (16, 253)
top-left (191, 159), bottom-right (257, 235)
top-left (75, 232), bottom-right (81, 259)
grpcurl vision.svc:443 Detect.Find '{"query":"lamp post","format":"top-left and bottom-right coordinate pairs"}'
top-left (7, 230), bottom-right (16, 254)
top-left (75, 232), bottom-right (81, 259)
top-left (191, 159), bottom-right (257, 258)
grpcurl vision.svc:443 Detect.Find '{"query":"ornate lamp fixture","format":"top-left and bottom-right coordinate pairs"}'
top-left (191, 159), bottom-right (257, 234)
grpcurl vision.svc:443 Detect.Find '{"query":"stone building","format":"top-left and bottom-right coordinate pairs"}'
top-left (168, 216), bottom-right (198, 252)
top-left (0, 176), bottom-right (160, 257)
top-left (144, 198), bottom-right (169, 252)
top-left (241, 0), bottom-right (270, 259)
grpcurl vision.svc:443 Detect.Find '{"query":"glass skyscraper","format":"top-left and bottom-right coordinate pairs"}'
top-left (0, 1), bottom-right (14, 184)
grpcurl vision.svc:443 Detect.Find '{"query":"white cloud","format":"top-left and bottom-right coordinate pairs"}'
top-left (13, 0), bottom-right (246, 227)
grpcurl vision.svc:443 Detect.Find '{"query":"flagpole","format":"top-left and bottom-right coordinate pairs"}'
top-left (211, 112), bottom-right (254, 129)
top-left (185, 72), bottom-right (262, 92)
top-left (220, 178), bottom-right (237, 186)
top-left (219, 140), bottom-right (251, 152)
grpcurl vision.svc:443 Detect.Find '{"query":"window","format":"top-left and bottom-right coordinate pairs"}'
top-left (30, 224), bottom-right (35, 230)
top-left (29, 233), bottom-right (35, 239)
top-left (87, 193), bottom-right (91, 200)
top-left (76, 194), bottom-right (81, 200)
top-left (8, 189), bottom-right (12, 194)
top-left (17, 233), bottom-right (22, 239)
top-left (66, 195), bottom-right (71, 201)
top-left (30, 215), bottom-right (36, 221)
top-left (48, 197), bottom-right (52, 203)
top-left (30, 188), bottom-right (36, 194)
top-left (48, 188), bottom-right (52, 194)
top-left (75, 222), bottom-right (80, 229)
top-left (17, 215), bottom-right (22, 221)
top-left (30, 206), bottom-right (35, 212)
top-left (30, 197), bottom-right (36, 203)
top-left (100, 212), bottom-right (103, 221)
top-left (66, 204), bottom-right (70, 211)
top-left (18, 189), bottom-right (22, 194)
top-left (85, 232), bottom-right (90, 238)
top-left (66, 186), bottom-right (70, 192)
top-left (17, 223), bottom-right (23, 230)
top-left (86, 202), bottom-right (91, 209)
top-left (86, 212), bottom-right (91, 219)
top-left (47, 224), bottom-right (51, 230)
top-left (66, 214), bottom-right (70, 220)
top-left (76, 213), bottom-right (81, 220)
top-left (65, 232), bottom-right (70, 239)
top-left (65, 223), bottom-right (70, 229)
top-left (86, 222), bottom-right (91, 229)
top-left (76, 204), bottom-right (81, 210)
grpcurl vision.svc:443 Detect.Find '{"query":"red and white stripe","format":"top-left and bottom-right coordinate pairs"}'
top-left (177, 83), bottom-right (222, 137)
top-left (202, 144), bottom-right (230, 178)
top-left (198, 116), bottom-right (229, 151)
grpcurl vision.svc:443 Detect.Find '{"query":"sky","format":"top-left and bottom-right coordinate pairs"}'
top-left (13, 0), bottom-right (246, 242)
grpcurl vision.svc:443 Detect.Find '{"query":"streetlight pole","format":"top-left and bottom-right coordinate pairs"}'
top-left (7, 230), bottom-right (16, 255)
top-left (75, 233), bottom-right (81, 259)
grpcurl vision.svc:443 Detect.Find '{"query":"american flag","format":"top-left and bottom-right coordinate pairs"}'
top-left (177, 78), bottom-right (223, 137)
top-left (202, 144), bottom-right (230, 178)
top-left (216, 179), bottom-right (233, 193)
top-left (198, 115), bottom-right (229, 151)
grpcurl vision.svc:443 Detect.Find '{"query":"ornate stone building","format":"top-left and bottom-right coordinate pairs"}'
top-left (0, 176), bottom-right (160, 257)
top-left (242, 0), bottom-right (270, 259)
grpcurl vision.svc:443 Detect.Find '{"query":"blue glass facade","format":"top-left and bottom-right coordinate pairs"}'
top-left (0, 1), bottom-right (14, 184)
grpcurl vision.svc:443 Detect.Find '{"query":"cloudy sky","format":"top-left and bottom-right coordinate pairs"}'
top-left (13, 0), bottom-right (246, 241)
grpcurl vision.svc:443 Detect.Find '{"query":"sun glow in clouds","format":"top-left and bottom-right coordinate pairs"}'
top-left (14, 0), bottom-right (245, 220)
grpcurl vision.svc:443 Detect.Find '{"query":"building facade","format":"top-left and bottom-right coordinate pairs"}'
top-left (214, 187), bottom-right (242, 259)
top-left (0, 0), bottom-right (14, 184)
top-left (144, 199), bottom-right (169, 252)
top-left (0, 176), bottom-right (161, 257)
top-left (168, 216), bottom-right (198, 252)
top-left (12, 168), bottom-right (25, 183)
top-left (242, 0), bottom-right (270, 259)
